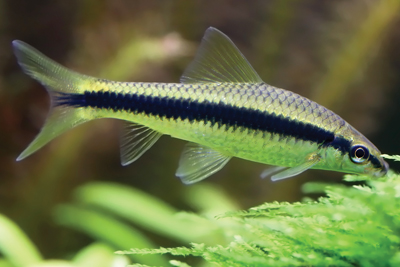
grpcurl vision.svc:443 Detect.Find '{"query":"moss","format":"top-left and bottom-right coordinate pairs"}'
top-left (121, 155), bottom-right (400, 266)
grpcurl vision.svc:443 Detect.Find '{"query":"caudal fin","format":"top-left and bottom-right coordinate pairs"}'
top-left (13, 40), bottom-right (94, 160)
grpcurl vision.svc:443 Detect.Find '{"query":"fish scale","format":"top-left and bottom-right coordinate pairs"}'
top-left (11, 27), bottom-right (388, 184)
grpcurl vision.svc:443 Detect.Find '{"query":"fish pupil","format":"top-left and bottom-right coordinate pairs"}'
top-left (355, 148), bottom-right (365, 158)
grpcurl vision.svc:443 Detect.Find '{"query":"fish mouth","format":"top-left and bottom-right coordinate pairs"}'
top-left (380, 160), bottom-right (389, 176)
top-left (371, 159), bottom-right (389, 177)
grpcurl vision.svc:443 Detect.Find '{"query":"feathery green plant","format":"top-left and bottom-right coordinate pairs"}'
top-left (118, 155), bottom-right (400, 267)
top-left (0, 156), bottom-right (398, 266)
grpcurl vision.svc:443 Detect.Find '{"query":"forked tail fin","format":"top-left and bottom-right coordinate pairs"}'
top-left (12, 40), bottom-right (95, 160)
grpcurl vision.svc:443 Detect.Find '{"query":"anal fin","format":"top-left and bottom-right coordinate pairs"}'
top-left (120, 122), bottom-right (162, 166)
top-left (176, 142), bottom-right (231, 184)
top-left (271, 153), bottom-right (321, 181)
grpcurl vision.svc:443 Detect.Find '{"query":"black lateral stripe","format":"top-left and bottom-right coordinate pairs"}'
top-left (55, 91), bottom-right (351, 153)
top-left (369, 155), bottom-right (382, 169)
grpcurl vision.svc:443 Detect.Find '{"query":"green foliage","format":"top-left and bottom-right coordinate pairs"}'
top-left (51, 182), bottom-right (238, 266)
top-left (0, 214), bottom-right (128, 267)
top-left (118, 169), bottom-right (400, 266)
top-left (2, 159), bottom-right (400, 266)
top-left (0, 181), bottom-right (240, 266)
top-left (0, 214), bottom-right (42, 267)
top-left (382, 154), bottom-right (400, 162)
top-left (2, 1), bottom-right (399, 266)
top-left (311, 0), bottom-right (400, 109)
top-left (1, 157), bottom-right (399, 266)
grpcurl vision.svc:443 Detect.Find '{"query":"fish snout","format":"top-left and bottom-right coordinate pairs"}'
top-left (372, 159), bottom-right (389, 177)
top-left (380, 160), bottom-right (389, 176)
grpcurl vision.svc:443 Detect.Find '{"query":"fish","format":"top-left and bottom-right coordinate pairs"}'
top-left (12, 27), bottom-right (389, 184)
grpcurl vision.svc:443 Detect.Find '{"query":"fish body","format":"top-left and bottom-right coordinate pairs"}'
top-left (13, 27), bottom-right (388, 184)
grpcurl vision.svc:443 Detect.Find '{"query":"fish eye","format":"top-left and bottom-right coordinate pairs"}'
top-left (350, 145), bottom-right (370, 163)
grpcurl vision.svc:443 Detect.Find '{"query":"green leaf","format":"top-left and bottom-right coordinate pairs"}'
top-left (0, 214), bottom-right (42, 267)
top-left (72, 182), bottom-right (220, 243)
top-left (169, 260), bottom-right (192, 267)
top-left (381, 154), bottom-right (400, 162)
top-left (73, 242), bottom-right (127, 267)
top-left (25, 260), bottom-right (75, 267)
top-left (183, 183), bottom-right (239, 217)
top-left (53, 205), bottom-right (168, 266)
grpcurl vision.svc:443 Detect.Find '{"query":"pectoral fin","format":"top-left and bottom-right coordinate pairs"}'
top-left (176, 142), bottom-right (231, 184)
top-left (260, 166), bottom-right (286, 179)
top-left (271, 154), bottom-right (321, 181)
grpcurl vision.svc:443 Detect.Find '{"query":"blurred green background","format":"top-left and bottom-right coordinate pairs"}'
top-left (0, 0), bottom-right (400, 266)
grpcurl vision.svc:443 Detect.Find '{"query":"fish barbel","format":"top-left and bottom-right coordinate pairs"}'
top-left (12, 27), bottom-right (388, 184)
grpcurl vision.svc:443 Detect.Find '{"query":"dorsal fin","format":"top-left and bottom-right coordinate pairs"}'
top-left (180, 27), bottom-right (263, 84)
